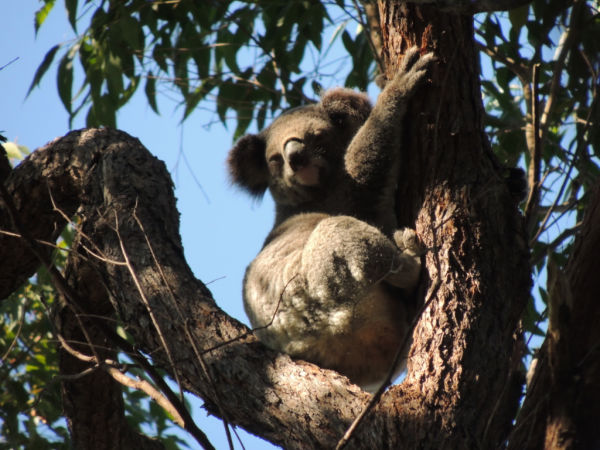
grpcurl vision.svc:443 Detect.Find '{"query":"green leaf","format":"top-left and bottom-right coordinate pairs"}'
top-left (145, 72), bottom-right (159, 114)
top-left (508, 4), bottom-right (529, 37)
top-left (118, 16), bottom-right (142, 52)
top-left (65, 0), bottom-right (78, 32)
top-left (341, 30), bottom-right (355, 54)
top-left (183, 80), bottom-right (215, 120)
top-left (34, 0), bottom-right (56, 35)
top-left (105, 49), bottom-right (124, 102)
top-left (324, 20), bottom-right (348, 59)
top-left (57, 52), bottom-right (74, 114)
top-left (27, 44), bottom-right (60, 97)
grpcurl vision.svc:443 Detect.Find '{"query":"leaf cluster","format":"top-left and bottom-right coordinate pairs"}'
top-left (0, 240), bottom-right (70, 449)
top-left (30, 0), bottom-right (375, 139)
top-left (476, 0), bottom-right (599, 345)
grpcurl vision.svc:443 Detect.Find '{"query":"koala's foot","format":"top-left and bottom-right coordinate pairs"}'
top-left (385, 228), bottom-right (423, 291)
top-left (302, 216), bottom-right (405, 302)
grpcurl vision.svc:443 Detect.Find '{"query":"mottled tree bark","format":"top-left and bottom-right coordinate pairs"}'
top-left (372, 2), bottom-right (531, 447)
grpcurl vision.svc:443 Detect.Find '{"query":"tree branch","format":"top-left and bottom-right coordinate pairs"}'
top-left (524, 64), bottom-right (542, 234)
top-left (0, 128), bottom-right (369, 449)
top-left (398, 0), bottom-right (532, 14)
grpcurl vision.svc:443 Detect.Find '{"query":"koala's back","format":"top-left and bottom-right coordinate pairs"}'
top-left (243, 213), bottom-right (413, 389)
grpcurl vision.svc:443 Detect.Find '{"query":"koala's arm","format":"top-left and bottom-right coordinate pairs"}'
top-left (345, 48), bottom-right (434, 187)
top-left (301, 216), bottom-right (415, 301)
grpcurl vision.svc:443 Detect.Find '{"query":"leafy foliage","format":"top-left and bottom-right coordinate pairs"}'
top-left (5, 0), bottom-right (599, 447)
top-left (476, 0), bottom-right (599, 347)
top-left (0, 240), bottom-right (70, 448)
top-left (29, 0), bottom-right (376, 138)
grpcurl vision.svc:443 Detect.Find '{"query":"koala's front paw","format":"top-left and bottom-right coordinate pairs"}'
top-left (393, 227), bottom-right (424, 256)
top-left (390, 47), bottom-right (435, 95)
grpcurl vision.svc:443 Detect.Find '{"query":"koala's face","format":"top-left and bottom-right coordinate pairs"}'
top-left (227, 88), bottom-right (372, 206)
top-left (261, 106), bottom-right (354, 205)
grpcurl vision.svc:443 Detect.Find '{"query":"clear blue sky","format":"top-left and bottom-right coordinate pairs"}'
top-left (1, 2), bottom-right (277, 448)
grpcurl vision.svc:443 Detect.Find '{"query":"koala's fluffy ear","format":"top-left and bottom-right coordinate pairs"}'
top-left (320, 88), bottom-right (372, 124)
top-left (227, 134), bottom-right (269, 197)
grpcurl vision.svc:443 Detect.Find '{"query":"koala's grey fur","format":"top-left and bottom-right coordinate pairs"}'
top-left (227, 48), bottom-right (433, 391)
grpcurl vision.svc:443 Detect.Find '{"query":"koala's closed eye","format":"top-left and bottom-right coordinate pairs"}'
top-left (268, 153), bottom-right (284, 171)
top-left (329, 112), bottom-right (347, 127)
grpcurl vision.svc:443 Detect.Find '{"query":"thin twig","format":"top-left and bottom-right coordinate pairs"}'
top-left (48, 188), bottom-right (126, 266)
top-left (132, 208), bottom-right (235, 450)
top-left (530, 223), bottom-right (582, 266)
top-left (198, 273), bottom-right (298, 356)
top-left (107, 367), bottom-right (186, 426)
top-left (475, 41), bottom-right (528, 82)
top-left (0, 56), bottom-right (19, 71)
top-left (1, 298), bottom-right (29, 361)
top-left (539, 1), bottom-right (583, 145)
top-left (335, 279), bottom-right (441, 450)
top-left (58, 330), bottom-right (188, 427)
top-left (531, 83), bottom-right (598, 245)
top-left (114, 212), bottom-right (186, 403)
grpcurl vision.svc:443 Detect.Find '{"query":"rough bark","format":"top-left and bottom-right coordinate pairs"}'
top-left (56, 259), bottom-right (165, 450)
top-left (373, 3), bottom-right (531, 448)
top-left (508, 180), bottom-right (600, 450)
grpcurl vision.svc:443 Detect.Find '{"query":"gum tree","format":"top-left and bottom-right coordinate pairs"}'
top-left (1, 0), bottom-right (598, 448)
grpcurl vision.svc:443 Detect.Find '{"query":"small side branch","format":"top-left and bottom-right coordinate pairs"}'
top-left (335, 279), bottom-right (441, 450)
top-left (524, 64), bottom-right (542, 233)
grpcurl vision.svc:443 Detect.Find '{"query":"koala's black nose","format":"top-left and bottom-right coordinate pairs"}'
top-left (284, 139), bottom-right (309, 172)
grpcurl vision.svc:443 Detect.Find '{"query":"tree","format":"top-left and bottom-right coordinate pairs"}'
top-left (1, 0), bottom-right (599, 448)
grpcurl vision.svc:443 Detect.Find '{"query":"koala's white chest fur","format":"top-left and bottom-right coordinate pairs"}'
top-left (228, 48), bottom-right (433, 390)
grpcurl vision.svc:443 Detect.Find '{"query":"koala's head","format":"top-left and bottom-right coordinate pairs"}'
top-left (227, 88), bottom-right (371, 206)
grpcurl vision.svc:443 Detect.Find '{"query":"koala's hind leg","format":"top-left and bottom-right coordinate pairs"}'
top-left (384, 228), bottom-right (423, 292)
top-left (301, 216), bottom-right (406, 303)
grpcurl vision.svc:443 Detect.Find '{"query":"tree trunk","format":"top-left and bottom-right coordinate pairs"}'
top-left (375, 2), bottom-right (531, 447)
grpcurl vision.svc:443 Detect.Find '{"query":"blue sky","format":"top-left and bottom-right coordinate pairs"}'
top-left (2, 2), bottom-right (279, 448)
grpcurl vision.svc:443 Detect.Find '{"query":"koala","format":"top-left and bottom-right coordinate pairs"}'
top-left (227, 47), bottom-right (433, 391)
